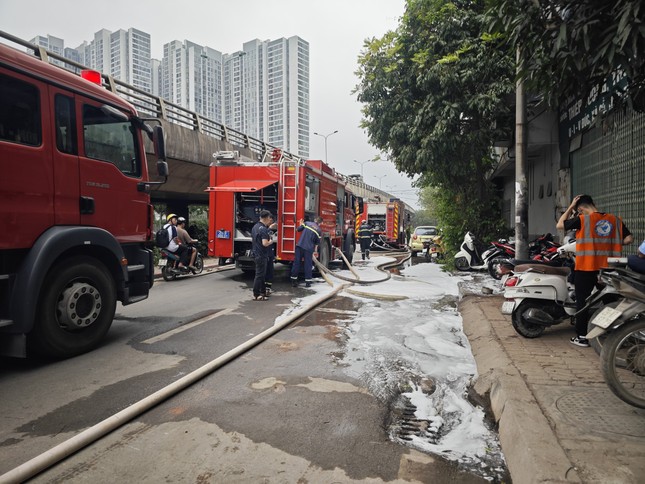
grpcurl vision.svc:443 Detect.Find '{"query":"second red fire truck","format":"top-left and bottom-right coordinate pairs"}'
top-left (358, 198), bottom-right (408, 246)
top-left (207, 150), bottom-right (362, 272)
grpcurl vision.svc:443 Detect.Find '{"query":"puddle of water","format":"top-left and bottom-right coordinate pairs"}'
top-left (295, 297), bottom-right (361, 327)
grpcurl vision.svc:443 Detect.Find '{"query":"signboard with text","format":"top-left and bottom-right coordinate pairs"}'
top-left (559, 69), bottom-right (629, 140)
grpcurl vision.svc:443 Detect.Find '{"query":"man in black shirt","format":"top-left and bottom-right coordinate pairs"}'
top-left (251, 210), bottom-right (275, 300)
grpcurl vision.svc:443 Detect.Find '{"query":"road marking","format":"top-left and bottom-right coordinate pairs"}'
top-left (142, 308), bottom-right (235, 344)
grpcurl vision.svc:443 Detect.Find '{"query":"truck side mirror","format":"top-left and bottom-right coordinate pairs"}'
top-left (156, 160), bottom-right (169, 177)
top-left (153, 125), bottom-right (166, 161)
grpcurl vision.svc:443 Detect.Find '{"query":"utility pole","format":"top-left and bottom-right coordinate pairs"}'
top-left (515, 46), bottom-right (529, 259)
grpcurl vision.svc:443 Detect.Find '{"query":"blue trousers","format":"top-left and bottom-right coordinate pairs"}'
top-left (291, 246), bottom-right (313, 281)
top-left (628, 254), bottom-right (645, 274)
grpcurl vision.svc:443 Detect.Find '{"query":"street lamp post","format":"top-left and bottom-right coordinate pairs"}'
top-left (353, 159), bottom-right (374, 179)
top-left (313, 130), bottom-right (339, 163)
top-left (374, 174), bottom-right (387, 190)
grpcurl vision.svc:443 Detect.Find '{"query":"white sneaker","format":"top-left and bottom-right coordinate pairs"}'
top-left (570, 336), bottom-right (590, 347)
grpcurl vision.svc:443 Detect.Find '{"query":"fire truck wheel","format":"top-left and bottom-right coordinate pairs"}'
top-left (343, 229), bottom-right (354, 265)
top-left (319, 240), bottom-right (331, 268)
top-left (29, 256), bottom-right (117, 359)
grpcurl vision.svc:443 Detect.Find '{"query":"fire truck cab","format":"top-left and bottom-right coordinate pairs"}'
top-left (0, 34), bottom-right (168, 358)
top-left (207, 150), bottom-right (362, 272)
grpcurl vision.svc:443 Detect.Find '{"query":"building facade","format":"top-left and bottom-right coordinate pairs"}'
top-left (492, 74), bottom-right (644, 253)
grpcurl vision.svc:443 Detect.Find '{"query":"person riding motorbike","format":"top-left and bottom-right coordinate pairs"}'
top-left (177, 216), bottom-right (198, 271)
top-left (163, 214), bottom-right (193, 273)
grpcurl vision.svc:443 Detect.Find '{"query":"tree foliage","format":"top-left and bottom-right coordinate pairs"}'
top-left (355, 0), bottom-right (514, 250)
top-left (487, 0), bottom-right (645, 106)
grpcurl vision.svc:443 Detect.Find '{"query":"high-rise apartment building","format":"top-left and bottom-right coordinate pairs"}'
top-left (33, 29), bottom-right (152, 93)
top-left (29, 34), bottom-right (65, 66)
top-left (150, 59), bottom-right (161, 97)
top-left (221, 36), bottom-right (309, 157)
top-left (161, 40), bottom-right (224, 124)
top-left (109, 28), bottom-right (152, 93)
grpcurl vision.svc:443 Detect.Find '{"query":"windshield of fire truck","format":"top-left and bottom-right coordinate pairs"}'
top-left (82, 104), bottom-right (140, 177)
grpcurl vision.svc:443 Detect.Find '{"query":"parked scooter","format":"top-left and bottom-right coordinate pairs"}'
top-left (586, 266), bottom-right (645, 408)
top-left (490, 233), bottom-right (564, 280)
top-left (422, 239), bottom-right (444, 262)
top-left (501, 242), bottom-right (583, 338)
top-left (454, 232), bottom-right (509, 272)
top-left (159, 243), bottom-right (204, 281)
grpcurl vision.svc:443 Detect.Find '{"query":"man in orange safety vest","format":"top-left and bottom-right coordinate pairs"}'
top-left (557, 194), bottom-right (633, 347)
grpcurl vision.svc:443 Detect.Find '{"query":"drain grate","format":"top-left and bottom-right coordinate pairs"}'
top-left (394, 401), bottom-right (441, 442)
top-left (556, 389), bottom-right (645, 437)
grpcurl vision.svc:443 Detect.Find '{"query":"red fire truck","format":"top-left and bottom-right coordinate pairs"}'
top-left (207, 150), bottom-right (362, 272)
top-left (358, 198), bottom-right (407, 245)
top-left (0, 34), bottom-right (168, 358)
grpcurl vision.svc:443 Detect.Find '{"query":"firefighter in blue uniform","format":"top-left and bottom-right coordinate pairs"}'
top-left (291, 216), bottom-right (322, 287)
top-left (358, 220), bottom-right (373, 260)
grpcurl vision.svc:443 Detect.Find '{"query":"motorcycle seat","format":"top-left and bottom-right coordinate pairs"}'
top-left (514, 264), bottom-right (571, 277)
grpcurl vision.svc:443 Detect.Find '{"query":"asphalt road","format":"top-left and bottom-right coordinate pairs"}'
top-left (0, 263), bottom-right (495, 483)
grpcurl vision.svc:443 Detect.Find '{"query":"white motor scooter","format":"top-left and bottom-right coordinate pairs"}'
top-left (454, 232), bottom-right (498, 271)
top-left (501, 241), bottom-right (577, 338)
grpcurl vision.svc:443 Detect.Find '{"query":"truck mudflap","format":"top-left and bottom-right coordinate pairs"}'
top-left (120, 244), bottom-right (154, 305)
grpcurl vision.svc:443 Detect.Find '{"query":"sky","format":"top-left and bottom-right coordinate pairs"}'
top-left (0, 0), bottom-right (420, 207)
top-left (277, 258), bottom-right (507, 480)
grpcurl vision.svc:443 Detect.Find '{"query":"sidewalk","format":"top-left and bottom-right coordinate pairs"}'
top-left (461, 294), bottom-right (645, 484)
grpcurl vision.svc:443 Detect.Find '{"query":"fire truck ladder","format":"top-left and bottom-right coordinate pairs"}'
top-left (279, 159), bottom-right (299, 255)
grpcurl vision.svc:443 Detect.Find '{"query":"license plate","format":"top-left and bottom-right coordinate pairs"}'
top-left (591, 306), bottom-right (622, 329)
top-left (501, 300), bottom-right (515, 314)
top-left (158, 259), bottom-right (167, 267)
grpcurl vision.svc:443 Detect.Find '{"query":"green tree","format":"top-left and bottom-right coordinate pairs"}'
top-left (487, 0), bottom-right (645, 107)
top-left (355, 0), bottom-right (514, 251)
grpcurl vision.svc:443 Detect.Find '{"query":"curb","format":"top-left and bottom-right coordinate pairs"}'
top-left (460, 295), bottom-right (581, 484)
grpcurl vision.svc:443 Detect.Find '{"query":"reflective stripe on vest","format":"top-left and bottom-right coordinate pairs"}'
top-left (302, 224), bottom-right (321, 237)
top-left (575, 213), bottom-right (623, 271)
